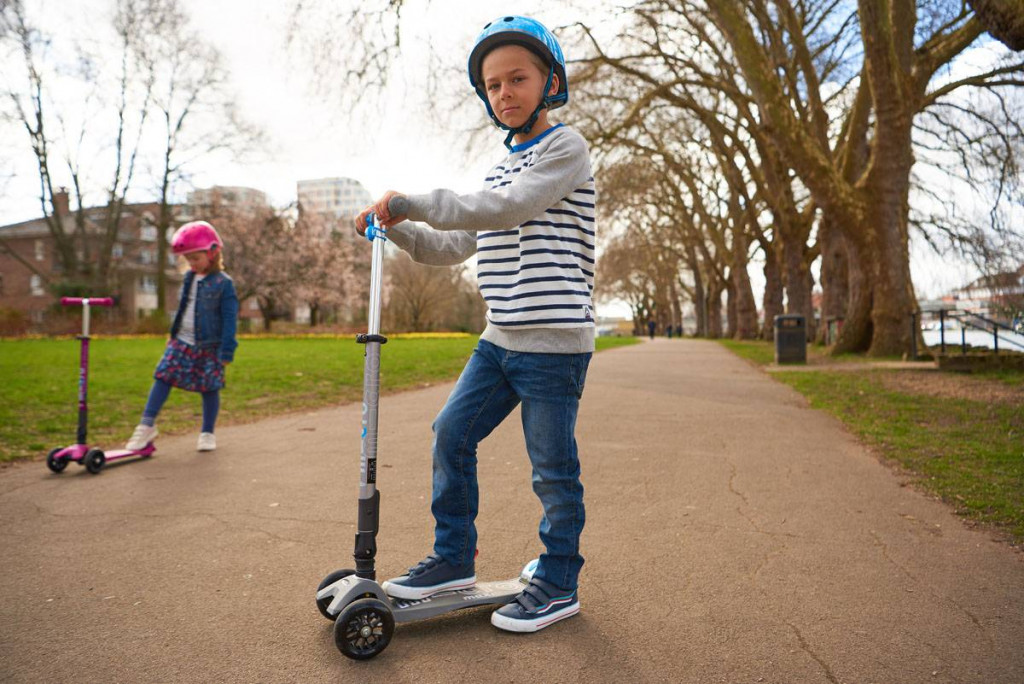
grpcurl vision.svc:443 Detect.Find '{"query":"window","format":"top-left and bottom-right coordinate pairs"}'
top-left (34, 240), bottom-right (45, 261)
top-left (140, 275), bottom-right (157, 293)
top-left (139, 248), bottom-right (154, 265)
top-left (30, 275), bottom-right (44, 296)
top-left (140, 225), bottom-right (158, 241)
top-left (112, 243), bottom-right (123, 259)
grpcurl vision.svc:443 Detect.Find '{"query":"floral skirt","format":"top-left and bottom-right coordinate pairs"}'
top-left (154, 339), bottom-right (225, 393)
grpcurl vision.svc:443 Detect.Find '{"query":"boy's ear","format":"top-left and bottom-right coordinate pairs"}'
top-left (548, 73), bottom-right (560, 97)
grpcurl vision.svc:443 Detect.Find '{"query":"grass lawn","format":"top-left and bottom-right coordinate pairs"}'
top-left (0, 334), bottom-right (637, 463)
top-left (720, 339), bottom-right (1024, 542)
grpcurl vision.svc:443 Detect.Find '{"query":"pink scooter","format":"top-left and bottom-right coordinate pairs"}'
top-left (46, 297), bottom-right (156, 475)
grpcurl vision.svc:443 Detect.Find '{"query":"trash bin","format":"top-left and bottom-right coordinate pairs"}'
top-left (774, 314), bottom-right (806, 364)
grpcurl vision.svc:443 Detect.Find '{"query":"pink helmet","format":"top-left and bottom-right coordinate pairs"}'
top-left (171, 221), bottom-right (223, 255)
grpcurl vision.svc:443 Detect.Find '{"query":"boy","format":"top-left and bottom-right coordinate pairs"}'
top-left (356, 15), bottom-right (596, 633)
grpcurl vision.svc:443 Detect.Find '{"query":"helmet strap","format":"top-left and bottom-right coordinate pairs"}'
top-left (499, 66), bottom-right (555, 151)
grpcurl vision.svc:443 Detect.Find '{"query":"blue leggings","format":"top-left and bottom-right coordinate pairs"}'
top-left (141, 379), bottom-right (219, 433)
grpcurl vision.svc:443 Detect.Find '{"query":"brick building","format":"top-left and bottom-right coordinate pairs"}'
top-left (0, 191), bottom-right (182, 326)
top-left (952, 265), bottom-right (1024, 320)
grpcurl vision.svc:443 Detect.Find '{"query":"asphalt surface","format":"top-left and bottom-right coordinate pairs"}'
top-left (2, 338), bottom-right (1022, 683)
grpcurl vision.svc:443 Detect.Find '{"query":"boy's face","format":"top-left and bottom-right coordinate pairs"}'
top-left (481, 44), bottom-right (558, 133)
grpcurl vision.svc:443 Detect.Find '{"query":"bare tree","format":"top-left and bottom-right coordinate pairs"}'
top-left (568, 0), bottom-right (1022, 354)
top-left (1, 0), bottom-right (154, 292)
top-left (706, 0), bottom-right (1024, 355)
top-left (123, 0), bottom-right (265, 316)
top-left (383, 248), bottom-right (479, 332)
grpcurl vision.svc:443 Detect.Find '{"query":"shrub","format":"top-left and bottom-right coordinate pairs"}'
top-left (0, 307), bottom-right (29, 336)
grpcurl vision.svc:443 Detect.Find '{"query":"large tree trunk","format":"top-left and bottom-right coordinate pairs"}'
top-left (707, 277), bottom-right (724, 339)
top-left (967, 0), bottom-right (1024, 49)
top-left (667, 277), bottom-right (683, 333)
top-left (725, 276), bottom-right (737, 338)
top-left (156, 155), bottom-right (173, 317)
top-left (730, 232), bottom-right (758, 339)
top-left (833, 236), bottom-right (873, 353)
top-left (781, 237), bottom-right (814, 338)
top-left (258, 297), bottom-right (275, 332)
top-left (761, 251), bottom-right (784, 340)
top-left (859, 111), bottom-right (916, 356)
top-left (688, 245), bottom-right (707, 337)
top-left (817, 214), bottom-right (849, 344)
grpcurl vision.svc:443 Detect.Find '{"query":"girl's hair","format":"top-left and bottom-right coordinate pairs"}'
top-left (208, 249), bottom-right (224, 273)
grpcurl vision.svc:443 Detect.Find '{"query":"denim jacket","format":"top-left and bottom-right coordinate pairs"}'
top-left (170, 270), bottom-right (239, 363)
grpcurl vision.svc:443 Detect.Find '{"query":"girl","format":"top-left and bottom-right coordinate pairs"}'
top-left (125, 221), bottom-right (239, 453)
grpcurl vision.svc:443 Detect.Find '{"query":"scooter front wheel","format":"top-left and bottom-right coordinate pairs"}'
top-left (334, 597), bottom-right (394, 660)
top-left (316, 568), bottom-right (357, 620)
top-left (84, 449), bottom-right (105, 474)
top-left (46, 448), bottom-right (69, 473)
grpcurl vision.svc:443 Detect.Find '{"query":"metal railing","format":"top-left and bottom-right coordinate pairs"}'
top-left (911, 309), bottom-right (1024, 357)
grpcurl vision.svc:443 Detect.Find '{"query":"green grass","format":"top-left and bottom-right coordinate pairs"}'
top-left (976, 368), bottom-right (1024, 388)
top-left (0, 334), bottom-right (637, 463)
top-left (718, 339), bottom-right (1024, 542)
top-left (718, 338), bottom-right (778, 366)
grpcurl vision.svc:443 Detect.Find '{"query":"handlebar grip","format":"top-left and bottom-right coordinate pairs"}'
top-left (387, 196), bottom-right (409, 217)
top-left (61, 297), bottom-right (114, 307)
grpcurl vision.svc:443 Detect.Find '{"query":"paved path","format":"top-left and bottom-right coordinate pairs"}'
top-left (1, 339), bottom-right (1021, 683)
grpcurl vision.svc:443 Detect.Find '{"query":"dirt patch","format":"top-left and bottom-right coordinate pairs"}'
top-left (879, 370), bottom-right (1024, 405)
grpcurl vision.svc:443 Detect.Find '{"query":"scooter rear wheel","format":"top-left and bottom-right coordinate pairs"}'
top-left (84, 449), bottom-right (105, 474)
top-left (46, 448), bottom-right (69, 473)
top-left (334, 598), bottom-right (394, 660)
top-left (316, 568), bottom-right (357, 620)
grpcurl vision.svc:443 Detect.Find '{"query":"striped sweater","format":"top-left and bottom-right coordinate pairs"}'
top-left (389, 124), bottom-right (597, 354)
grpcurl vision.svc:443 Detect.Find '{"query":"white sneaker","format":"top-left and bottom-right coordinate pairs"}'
top-left (126, 424), bottom-right (158, 450)
top-left (197, 432), bottom-right (217, 452)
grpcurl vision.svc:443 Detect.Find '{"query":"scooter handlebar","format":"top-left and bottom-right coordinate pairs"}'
top-left (366, 196), bottom-right (409, 242)
top-left (61, 297), bottom-right (114, 307)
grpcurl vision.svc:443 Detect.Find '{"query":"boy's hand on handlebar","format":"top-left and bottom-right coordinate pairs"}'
top-left (354, 191), bottom-right (408, 235)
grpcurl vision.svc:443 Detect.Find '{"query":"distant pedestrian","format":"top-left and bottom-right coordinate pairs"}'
top-left (667, 324), bottom-right (673, 339)
top-left (125, 221), bottom-right (238, 454)
top-left (647, 319), bottom-right (656, 339)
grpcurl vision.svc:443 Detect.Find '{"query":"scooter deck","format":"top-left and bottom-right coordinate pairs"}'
top-left (103, 446), bottom-right (155, 461)
top-left (388, 577), bottom-right (524, 623)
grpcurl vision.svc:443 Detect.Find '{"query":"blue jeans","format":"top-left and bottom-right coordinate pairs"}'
top-left (431, 339), bottom-right (591, 591)
top-left (142, 379), bottom-right (220, 433)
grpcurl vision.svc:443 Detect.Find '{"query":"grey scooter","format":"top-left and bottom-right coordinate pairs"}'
top-left (315, 200), bottom-right (534, 661)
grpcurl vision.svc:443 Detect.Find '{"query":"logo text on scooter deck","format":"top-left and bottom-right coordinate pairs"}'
top-left (394, 597), bottom-right (433, 609)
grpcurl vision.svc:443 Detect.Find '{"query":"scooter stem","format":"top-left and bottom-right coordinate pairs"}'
top-left (76, 302), bottom-right (93, 445)
top-left (353, 215), bottom-right (388, 580)
top-left (59, 298), bottom-right (115, 447)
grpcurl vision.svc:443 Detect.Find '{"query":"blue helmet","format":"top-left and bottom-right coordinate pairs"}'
top-left (467, 16), bottom-right (569, 147)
